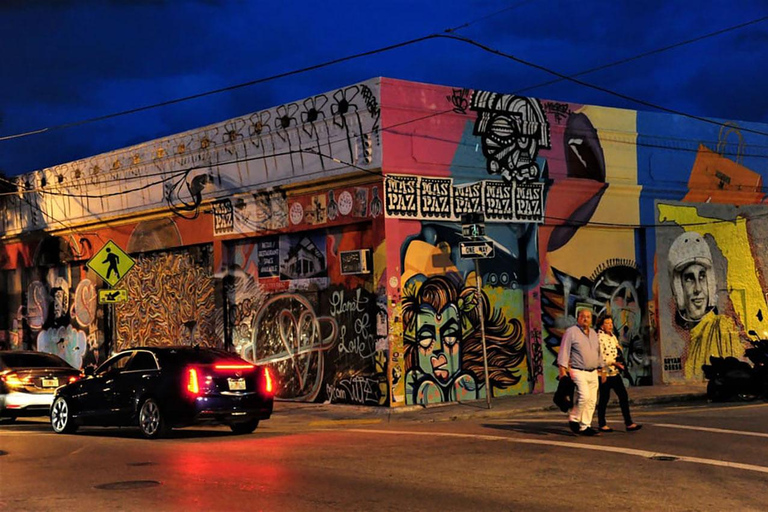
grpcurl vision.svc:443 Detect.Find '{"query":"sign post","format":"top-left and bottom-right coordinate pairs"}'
top-left (88, 240), bottom-right (135, 356)
top-left (460, 213), bottom-right (493, 410)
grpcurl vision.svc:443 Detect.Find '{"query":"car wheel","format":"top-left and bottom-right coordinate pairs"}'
top-left (230, 419), bottom-right (259, 435)
top-left (138, 398), bottom-right (169, 439)
top-left (51, 396), bottom-right (78, 434)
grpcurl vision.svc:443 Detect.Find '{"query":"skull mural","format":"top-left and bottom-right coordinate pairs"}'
top-left (470, 91), bottom-right (550, 182)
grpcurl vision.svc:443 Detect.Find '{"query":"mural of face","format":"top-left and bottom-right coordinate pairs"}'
top-left (668, 232), bottom-right (716, 324)
top-left (470, 91), bottom-right (550, 182)
top-left (681, 263), bottom-right (709, 321)
top-left (416, 303), bottom-right (461, 384)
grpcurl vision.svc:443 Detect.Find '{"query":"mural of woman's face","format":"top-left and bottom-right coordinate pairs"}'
top-left (681, 263), bottom-right (709, 321)
top-left (416, 303), bottom-right (461, 384)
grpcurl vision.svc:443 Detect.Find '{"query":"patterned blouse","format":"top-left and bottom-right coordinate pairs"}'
top-left (598, 330), bottom-right (621, 377)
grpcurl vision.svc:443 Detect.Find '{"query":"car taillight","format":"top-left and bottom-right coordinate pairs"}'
top-left (186, 368), bottom-right (200, 395)
top-left (2, 372), bottom-right (29, 387)
top-left (214, 364), bottom-right (255, 370)
top-left (264, 367), bottom-right (273, 394)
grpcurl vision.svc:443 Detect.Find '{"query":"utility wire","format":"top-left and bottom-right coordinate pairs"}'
top-left (514, 14), bottom-right (768, 94)
top-left (1, 12), bottom-right (766, 145)
top-left (437, 34), bottom-right (768, 138)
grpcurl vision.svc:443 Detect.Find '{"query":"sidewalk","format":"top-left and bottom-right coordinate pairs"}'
top-left (271, 383), bottom-right (708, 426)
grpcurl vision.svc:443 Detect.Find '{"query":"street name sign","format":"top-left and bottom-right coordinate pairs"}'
top-left (87, 240), bottom-right (135, 287)
top-left (459, 240), bottom-right (495, 259)
top-left (98, 289), bottom-right (128, 304)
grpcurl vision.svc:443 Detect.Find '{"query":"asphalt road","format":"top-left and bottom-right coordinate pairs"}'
top-left (2, 401), bottom-right (767, 511)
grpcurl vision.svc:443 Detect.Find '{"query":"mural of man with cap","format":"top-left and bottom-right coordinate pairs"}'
top-left (668, 232), bottom-right (742, 379)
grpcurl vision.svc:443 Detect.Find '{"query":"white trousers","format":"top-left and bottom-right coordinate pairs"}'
top-left (569, 368), bottom-right (599, 430)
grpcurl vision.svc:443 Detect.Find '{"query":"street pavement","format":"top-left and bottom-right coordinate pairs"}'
top-left (272, 382), bottom-right (709, 426)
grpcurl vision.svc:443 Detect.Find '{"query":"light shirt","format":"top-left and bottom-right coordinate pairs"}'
top-left (598, 330), bottom-right (621, 377)
top-left (557, 324), bottom-right (600, 371)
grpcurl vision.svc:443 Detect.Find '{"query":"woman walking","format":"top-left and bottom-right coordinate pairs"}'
top-left (596, 315), bottom-right (642, 432)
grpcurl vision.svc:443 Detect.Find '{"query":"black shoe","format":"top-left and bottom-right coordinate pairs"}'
top-left (568, 421), bottom-right (580, 433)
top-left (579, 427), bottom-right (600, 436)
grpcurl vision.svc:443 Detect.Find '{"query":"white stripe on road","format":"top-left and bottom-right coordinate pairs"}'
top-left (348, 428), bottom-right (768, 475)
top-left (648, 423), bottom-right (768, 438)
top-left (637, 403), bottom-right (768, 416)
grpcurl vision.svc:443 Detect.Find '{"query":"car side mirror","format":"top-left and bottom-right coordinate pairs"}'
top-left (83, 367), bottom-right (95, 377)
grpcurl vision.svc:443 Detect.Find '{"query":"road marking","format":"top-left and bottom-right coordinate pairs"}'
top-left (0, 431), bottom-right (58, 436)
top-left (308, 419), bottom-right (383, 427)
top-left (636, 403), bottom-right (768, 416)
top-left (348, 429), bottom-right (768, 475)
top-left (648, 423), bottom-right (768, 438)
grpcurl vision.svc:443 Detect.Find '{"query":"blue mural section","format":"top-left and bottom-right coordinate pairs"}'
top-left (636, 112), bottom-right (768, 303)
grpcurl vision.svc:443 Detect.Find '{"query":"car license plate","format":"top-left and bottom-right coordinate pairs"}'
top-left (228, 378), bottom-right (246, 391)
top-left (42, 378), bottom-right (58, 388)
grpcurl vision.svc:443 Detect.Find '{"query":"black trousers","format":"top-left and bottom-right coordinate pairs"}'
top-left (597, 374), bottom-right (633, 427)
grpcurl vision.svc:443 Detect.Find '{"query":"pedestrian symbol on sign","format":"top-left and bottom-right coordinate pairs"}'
top-left (87, 241), bottom-right (135, 287)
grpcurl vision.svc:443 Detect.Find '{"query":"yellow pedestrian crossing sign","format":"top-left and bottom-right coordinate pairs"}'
top-left (88, 240), bottom-right (135, 287)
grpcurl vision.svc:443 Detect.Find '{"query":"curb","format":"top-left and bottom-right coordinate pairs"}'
top-left (274, 391), bottom-right (709, 426)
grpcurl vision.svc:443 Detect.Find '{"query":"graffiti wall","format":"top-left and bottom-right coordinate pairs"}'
top-left (638, 113), bottom-right (768, 382)
top-left (384, 84), bottom-right (556, 404)
top-left (6, 78), bottom-right (768, 402)
top-left (115, 245), bottom-right (216, 352)
top-left (218, 181), bottom-right (387, 405)
top-left (24, 267), bottom-right (103, 370)
top-left (655, 203), bottom-right (768, 381)
top-left (382, 80), bottom-right (652, 402)
top-left (536, 105), bottom-right (654, 391)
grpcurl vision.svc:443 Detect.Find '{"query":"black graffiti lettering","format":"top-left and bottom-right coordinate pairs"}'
top-left (326, 376), bottom-right (380, 405)
top-left (543, 101), bottom-right (572, 123)
top-left (385, 192), bottom-right (417, 215)
top-left (516, 198), bottom-right (541, 217)
top-left (453, 195), bottom-right (481, 213)
top-left (420, 194), bottom-right (451, 213)
top-left (487, 197), bottom-right (512, 214)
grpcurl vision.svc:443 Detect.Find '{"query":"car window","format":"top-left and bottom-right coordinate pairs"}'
top-left (95, 352), bottom-right (133, 376)
top-left (0, 352), bottom-right (73, 369)
top-left (157, 348), bottom-right (249, 366)
top-left (126, 351), bottom-right (158, 371)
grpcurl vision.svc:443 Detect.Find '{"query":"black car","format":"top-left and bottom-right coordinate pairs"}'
top-left (50, 346), bottom-right (274, 438)
top-left (1, 351), bottom-right (81, 422)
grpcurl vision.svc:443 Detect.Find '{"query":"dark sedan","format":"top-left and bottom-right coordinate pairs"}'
top-left (1, 351), bottom-right (81, 422)
top-left (50, 346), bottom-right (273, 438)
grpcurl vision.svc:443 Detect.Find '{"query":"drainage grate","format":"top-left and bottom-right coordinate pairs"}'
top-left (650, 455), bottom-right (679, 462)
top-left (95, 480), bottom-right (161, 491)
top-left (126, 461), bottom-right (157, 467)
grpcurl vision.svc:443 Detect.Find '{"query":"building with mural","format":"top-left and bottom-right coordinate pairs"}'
top-left (2, 78), bottom-right (768, 407)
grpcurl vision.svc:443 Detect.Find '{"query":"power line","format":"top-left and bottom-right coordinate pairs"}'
top-left (437, 34), bottom-right (768, 138)
top-left (1, 12), bottom-right (766, 147)
top-left (514, 14), bottom-right (768, 94)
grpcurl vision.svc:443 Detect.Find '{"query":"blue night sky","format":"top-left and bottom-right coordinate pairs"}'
top-left (1, 0), bottom-right (766, 177)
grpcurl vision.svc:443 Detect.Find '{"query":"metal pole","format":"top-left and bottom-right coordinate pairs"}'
top-left (475, 259), bottom-right (491, 409)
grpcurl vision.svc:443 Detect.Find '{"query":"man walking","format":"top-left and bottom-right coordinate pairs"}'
top-left (557, 308), bottom-right (601, 436)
